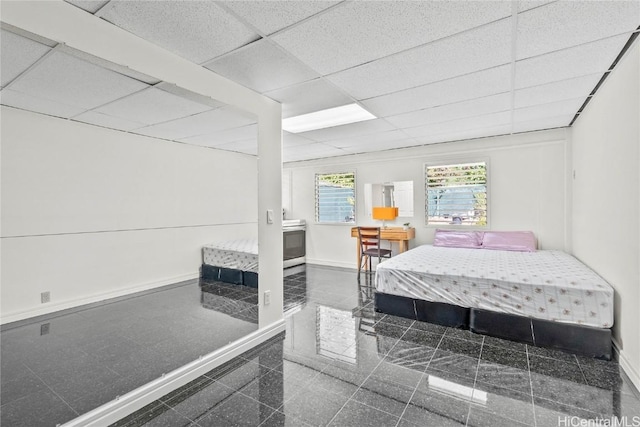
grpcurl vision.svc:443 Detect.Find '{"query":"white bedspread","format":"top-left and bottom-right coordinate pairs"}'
top-left (203, 239), bottom-right (258, 273)
top-left (375, 245), bottom-right (614, 328)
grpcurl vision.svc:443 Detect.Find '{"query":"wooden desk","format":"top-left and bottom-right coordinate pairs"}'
top-left (351, 227), bottom-right (415, 269)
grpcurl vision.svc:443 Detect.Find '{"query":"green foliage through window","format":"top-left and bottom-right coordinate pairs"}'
top-left (316, 172), bottom-right (356, 223)
top-left (425, 162), bottom-right (487, 226)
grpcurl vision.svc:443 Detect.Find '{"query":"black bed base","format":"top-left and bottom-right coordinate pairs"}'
top-left (201, 264), bottom-right (259, 288)
top-left (375, 292), bottom-right (612, 360)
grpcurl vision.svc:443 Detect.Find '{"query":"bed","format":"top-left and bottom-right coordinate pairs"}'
top-left (374, 231), bottom-right (614, 359)
top-left (201, 239), bottom-right (260, 288)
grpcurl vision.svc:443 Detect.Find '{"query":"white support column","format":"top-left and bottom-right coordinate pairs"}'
top-left (257, 105), bottom-right (284, 327)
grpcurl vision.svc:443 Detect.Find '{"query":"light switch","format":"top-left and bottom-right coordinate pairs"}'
top-left (267, 209), bottom-right (274, 224)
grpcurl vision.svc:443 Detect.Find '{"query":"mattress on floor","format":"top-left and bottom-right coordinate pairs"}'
top-left (203, 239), bottom-right (258, 273)
top-left (375, 245), bottom-right (614, 329)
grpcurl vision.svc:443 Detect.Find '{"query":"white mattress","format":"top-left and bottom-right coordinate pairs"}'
top-left (375, 245), bottom-right (614, 329)
top-left (203, 239), bottom-right (258, 273)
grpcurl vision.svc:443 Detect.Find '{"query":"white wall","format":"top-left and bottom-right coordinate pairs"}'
top-left (285, 128), bottom-right (571, 269)
top-left (1, 107), bottom-right (258, 323)
top-left (572, 39), bottom-right (640, 389)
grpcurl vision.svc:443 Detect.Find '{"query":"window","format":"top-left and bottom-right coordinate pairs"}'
top-left (315, 172), bottom-right (355, 223)
top-left (425, 162), bottom-right (487, 226)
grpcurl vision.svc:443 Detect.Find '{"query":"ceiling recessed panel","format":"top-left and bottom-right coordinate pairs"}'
top-left (101, 1), bottom-right (260, 64)
top-left (513, 98), bottom-right (584, 123)
top-left (363, 65), bottom-right (512, 118)
top-left (272, 1), bottom-right (511, 75)
top-left (65, 0), bottom-right (109, 14)
top-left (386, 93), bottom-right (512, 129)
top-left (299, 119), bottom-right (395, 142)
top-left (204, 39), bottom-right (319, 93)
top-left (180, 124), bottom-right (257, 147)
top-left (94, 87), bottom-right (211, 126)
top-left (327, 19), bottom-right (512, 100)
top-left (8, 51), bottom-right (148, 110)
top-left (517, 1), bottom-right (640, 60)
top-left (220, 0), bottom-right (341, 35)
top-left (514, 74), bottom-right (602, 109)
top-left (1, 30), bottom-right (51, 88)
top-left (73, 111), bottom-right (147, 131)
top-left (264, 78), bottom-right (353, 118)
top-left (0, 88), bottom-right (85, 118)
top-left (515, 34), bottom-right (630, 89)
top-left (135, 107), bottom-right (256, 140)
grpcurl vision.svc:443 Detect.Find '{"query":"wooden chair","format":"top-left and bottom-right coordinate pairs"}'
top-left (357, 226), bottom-right (392, 281)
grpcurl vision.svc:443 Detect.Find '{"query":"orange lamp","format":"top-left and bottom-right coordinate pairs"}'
top-left (372, 206), bottom-right (398, 228)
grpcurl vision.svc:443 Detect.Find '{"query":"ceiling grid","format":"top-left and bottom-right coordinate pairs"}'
top-left (1, 0), bottom-right (638, 161)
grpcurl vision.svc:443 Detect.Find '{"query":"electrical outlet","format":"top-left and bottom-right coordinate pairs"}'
top-left (264, 290), bottom-right (271, 305)
top-left (41, 291), bottom-right (50, 304)
top-left (40, 323), bottom-right (50, 335)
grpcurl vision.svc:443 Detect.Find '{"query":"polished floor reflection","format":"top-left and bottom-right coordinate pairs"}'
top-left (0, 279), bottom-right (260, 426)
top-left (111, 266), bottom-right (640, 427)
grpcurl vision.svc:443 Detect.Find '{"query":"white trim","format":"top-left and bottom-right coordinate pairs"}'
top-left (62, 319), bottom-right (286, 427)
top-left (0, 273), bottom-right (198, 325)
top-left (307, 259), bottom-right (358, 270)
top-left (613, 338), bottom-right (640, 394)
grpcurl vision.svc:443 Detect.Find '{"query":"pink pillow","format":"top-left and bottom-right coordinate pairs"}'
top-left (433, 229), bottom-right (483, 249)
top-left (481, 231), bottom-right (537, 252)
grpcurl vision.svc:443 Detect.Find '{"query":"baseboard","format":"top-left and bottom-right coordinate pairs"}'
top-left (307, 258), bottom-right (357, 270)
top-left (0, 272), bottom-right (199, 325)
top-left (612, 337), bottom-right (640, 394)
top-left (62, 319), bottom-right (286, 427)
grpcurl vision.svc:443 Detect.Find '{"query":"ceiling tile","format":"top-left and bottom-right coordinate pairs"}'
top-left (386, 93), bottom-right (512, 129)
top-left (515, 34), bottom-right (630, 89)
top-left (283, 142), bottom-right (347, 162)
top-left (403, 111), bottom-right (512, 139)
top-left (204, 39), bottom-right (319, 93)
top-left (272, 1), bottom-right (511, 75)
top-left (220, 0), bottom-right (340, 35)
top-left (416, 124), bottom-right (513, 145)
top-left (323, 130), bottom-right (412, 149)
top-left (340, 138), bottom-right (418, 154)
top-left (513, 98), bottom-right (584, 123)
top-left (512, 115), bottom-right (573, 133)
top-left (517, 1), bottom-right (555, 13)
top-left (517, 1), bottom-right (640, 60)
top-left (299, 119), bottom-right (396, 142)
top-left (101, 1), bottom-right (260, 64)
top-left (134, 107), bottom-right (256, 140)
top-left (132, 125), bottom-right (191, 141)
top-left (73, 111), bottom-right (146, 131)
top-left (94, 87), bottom-right (211, 126)
top-left (283, 132), bottom-right (316, 148)
top-left (1, 30), bottom-right (51, 88)
top-left (0, 88), bottom-right (85, 118)
top-left (216, 138), bottom-right (258, 156)
top-left (514, 74), bottom-right (601, 109)
top-left (64, 0), bottom-right (109, 14)
top-left (180, 124), bottom-right (257, 147)
top-left (7, 51), bottom-right (148, 110)
top-left (264, 78), bottom-right (353, 118)
top-left (327, 19), bottom-right (512, 100)
top-left (363, 65), bottom-right (512, 118)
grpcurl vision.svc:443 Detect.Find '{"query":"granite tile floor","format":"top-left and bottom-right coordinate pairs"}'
top-left (111, 266), bottom-right (640, 427)
top-left (2, 265), bottom-right (640, 426)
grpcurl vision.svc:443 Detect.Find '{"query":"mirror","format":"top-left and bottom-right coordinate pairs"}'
top-left (364, 181), bottom-right (414, 218)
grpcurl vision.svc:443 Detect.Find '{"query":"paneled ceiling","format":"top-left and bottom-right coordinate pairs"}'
top-left (1, 1), bottom-right (638, 162)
